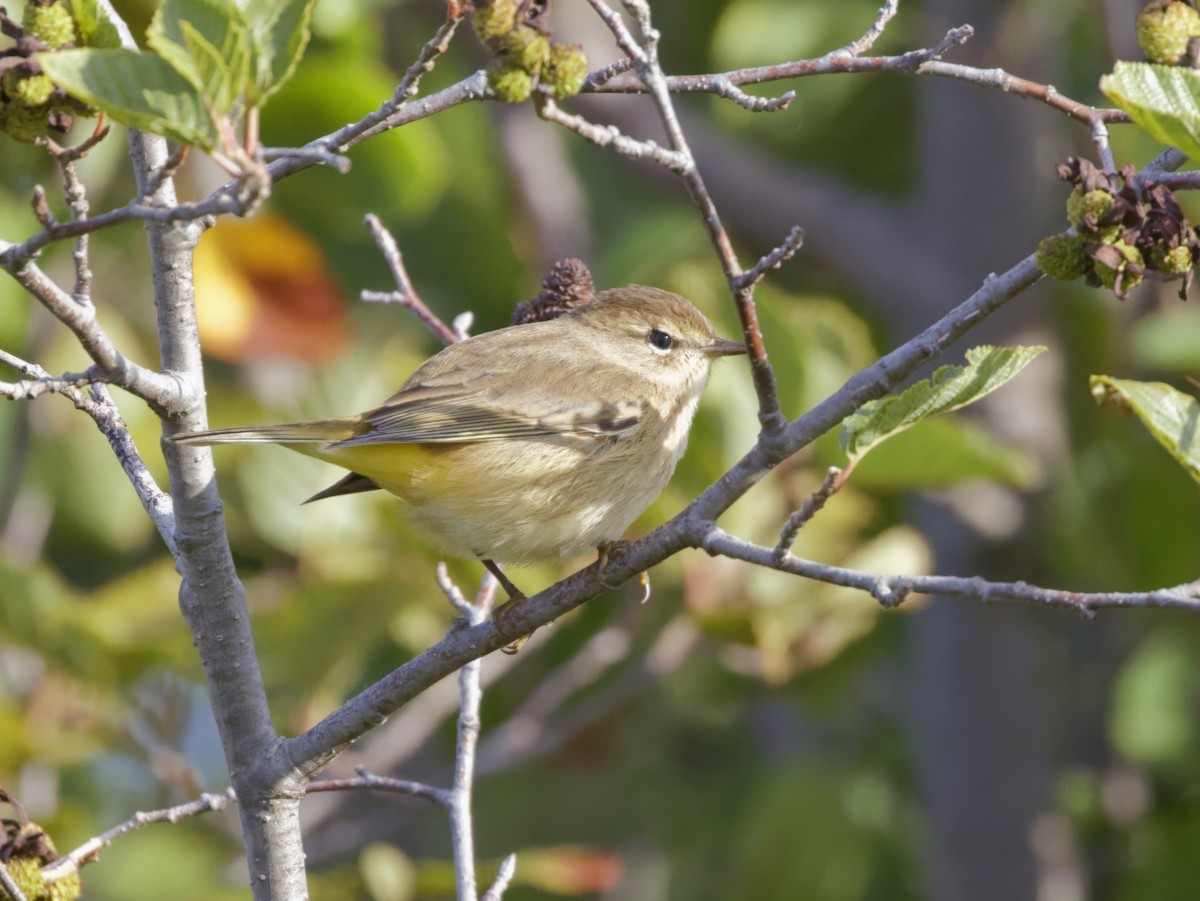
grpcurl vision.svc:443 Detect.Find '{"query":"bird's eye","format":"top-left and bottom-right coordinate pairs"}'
top-left (648, 329), bottom-right (674, 351)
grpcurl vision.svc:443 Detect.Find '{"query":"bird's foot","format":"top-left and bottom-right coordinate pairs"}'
top-left (595, 542), bottom-right (651, 602)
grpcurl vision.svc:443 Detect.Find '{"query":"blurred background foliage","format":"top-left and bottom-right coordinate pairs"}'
top-left (1, 0), bottom-right (1200, 898)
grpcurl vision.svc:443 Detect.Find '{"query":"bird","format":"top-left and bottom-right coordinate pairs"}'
top-left (169, 285), bottom-right (745, 599)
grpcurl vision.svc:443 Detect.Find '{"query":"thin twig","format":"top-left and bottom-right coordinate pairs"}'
top-left (480, 854), bottom-right (517, 901)
top-left (534, 94), bottom-right (690, 172)
top-left (838, 0), bottom-right (900, 57)
top-left (592, 0), bottom-right (788, 432)
top-left (584, 0), bottom-right (645, 62)
top-left (774, 465), bottom-right (849, 560)
top-left (42, 789), bottom-right (236, 882)
top-left (58, 158), bottom-right (94, 300)
top-left (30, 185), bottom-right (55, 230)
top-left (362, 214), bottom-right (461, 346)
top-left (345, 4), bottom-right (471, 144)
top-left (1091, 119), bottom-right (1117, 175)
top-left (441, 571), bottom-right (499, 901)
top-left (0, 250), bottom-right (191, 414)
top-left (589, 24), bottom-right (1127, 129)
top-left (734, 226), bottom-right (805, 291)
top-left (36, 113), bottom-right (111, 163)
top-left (260, 146), bottom-right (351, 173)
top-left (0, 861), bottom-right (29, 901)
top-left (307, 767), bottom-right (449, 806)
top-left (0, 352), bottom-right (177, 554)
top-left (0, 352), bottom-right (105, 401)
top-left (584, 57), bottom-right (636, 88)
top-left (704, 525), bottom-right (1200, 615)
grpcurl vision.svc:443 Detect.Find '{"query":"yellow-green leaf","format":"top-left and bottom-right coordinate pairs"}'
top-left (68, 0), bottom-right (123, 48)
top-left (237, 0), bottom-right (317, 103)
top-left (1090, 375), bottom-right (1200, 484)
top-left (840, 345), bottom-right (1046, 462)
top-left (36, 47), bottom-right (218, 148)
top-left (1100, 61), bottom-right (1200, 163)
top-left (148, 0), bottom-right (250, 115)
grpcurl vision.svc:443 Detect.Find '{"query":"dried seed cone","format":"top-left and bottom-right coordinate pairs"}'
top-left (1094, 240), bottom-right (1144, 290)
top-left (1136, 0), bottom-right (1200, 65)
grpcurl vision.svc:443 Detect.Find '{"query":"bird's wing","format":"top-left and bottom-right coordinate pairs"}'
top-left (332, 383), bottom-right (645, 448)
top-left (331, 323), bottom-right (648, 448)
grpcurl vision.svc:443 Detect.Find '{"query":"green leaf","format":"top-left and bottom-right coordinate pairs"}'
top-left (850, 416), bottom-right (1039, 490)
top-left (147, 0), bottom-right (250, 113)
top-left (178, 18), bottom-right (249, 115)
top-left (1090, 375), bottom-right (1200, 484)
top-left (67, 0), bottom-right (123, 49)
top-left (37, 48), bottom-right (218, 148)
top-left (1100, 61), bottom-right (1200, 163)
top-left (840, 345), bottom-right (1047, 462)
top-left (237, 0), bottom-right (317, 103)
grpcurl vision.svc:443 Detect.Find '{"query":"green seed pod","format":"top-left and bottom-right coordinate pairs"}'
top-left (1, 96), bottom-right (54, 142)
top-left (1094, 240), bottom-right (1144, 291)
top-left (472, 0), bottom-right (519, 48)
top-left (1136, 0), bottom-right (1200, 65)
top-left (22, 1), bottom-right (78, 50)
top-left (1036, 233), bottom-right (1088, 281)
top-left (5, 72), bottom-right (56, 108)
top-left (547, 43), bottom-right (588, 100)
top-left (1150, 242), bottom-right (1193, 274)
top-left (1066, 186), bottom-right (1115, 227)
top-left (488, 62), bottom-right (533, 103)
top-left (46, 869), bottom-right (82, 901)
top-left (1, 856), bottom-right (47, 901)
top-left (516, 33), bottom-right (552, 72)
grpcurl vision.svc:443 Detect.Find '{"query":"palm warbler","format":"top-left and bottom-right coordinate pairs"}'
top-left (169, 285), bottom-right (744, 593)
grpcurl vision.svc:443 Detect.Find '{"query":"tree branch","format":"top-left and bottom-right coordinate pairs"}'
top-left (702, 526), bottom-right (1200, 615)
top-left (0, 252), bottom-right (189, 414)
top-left (361, 214), bottom-right (461, 345)
top-left (0, 351), bottom-right (176, 553)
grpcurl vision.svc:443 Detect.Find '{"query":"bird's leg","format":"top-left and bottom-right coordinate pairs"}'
top-left (595, 541), bottom-right (650, 601)
top-left (482, 559), bottom-right (526, 601)
top-left (482, 559), bottom-right (534, 654)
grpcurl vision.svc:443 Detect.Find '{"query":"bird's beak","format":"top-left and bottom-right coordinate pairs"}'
top-left (703, 337), bottom-right (748, 358)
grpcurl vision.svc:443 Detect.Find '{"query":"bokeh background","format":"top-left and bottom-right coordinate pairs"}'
top-left (2, 0), bottom-right (1199, 898)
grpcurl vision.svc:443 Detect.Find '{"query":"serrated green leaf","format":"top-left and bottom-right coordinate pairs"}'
top-left (37, 48), bottom-right (218, 148)
top-left (1100, 61), bottom-right (1200, 163)
top-left (179, 18), bottom-right (248, 116)
top-left (147, 0), bottom-right (249, 107)
top-left (851, 417), bottom-right (1039, 490)
top-left (237, 0), bottom-right (317, 102)
top-left (67, 0), bottom-right (123, 49)
top-left (1090, 375), bottom-right (1200, 484)
top-left (840, 345), bottom-right (1046, 462)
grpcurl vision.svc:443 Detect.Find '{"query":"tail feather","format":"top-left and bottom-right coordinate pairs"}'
top-left (303, 472), bottom-right (382, 504)
top-left (168, 419), bottom-right (358, 446)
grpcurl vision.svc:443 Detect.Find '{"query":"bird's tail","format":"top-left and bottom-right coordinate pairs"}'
top-left (168, 419), bottom-right (359, 446)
